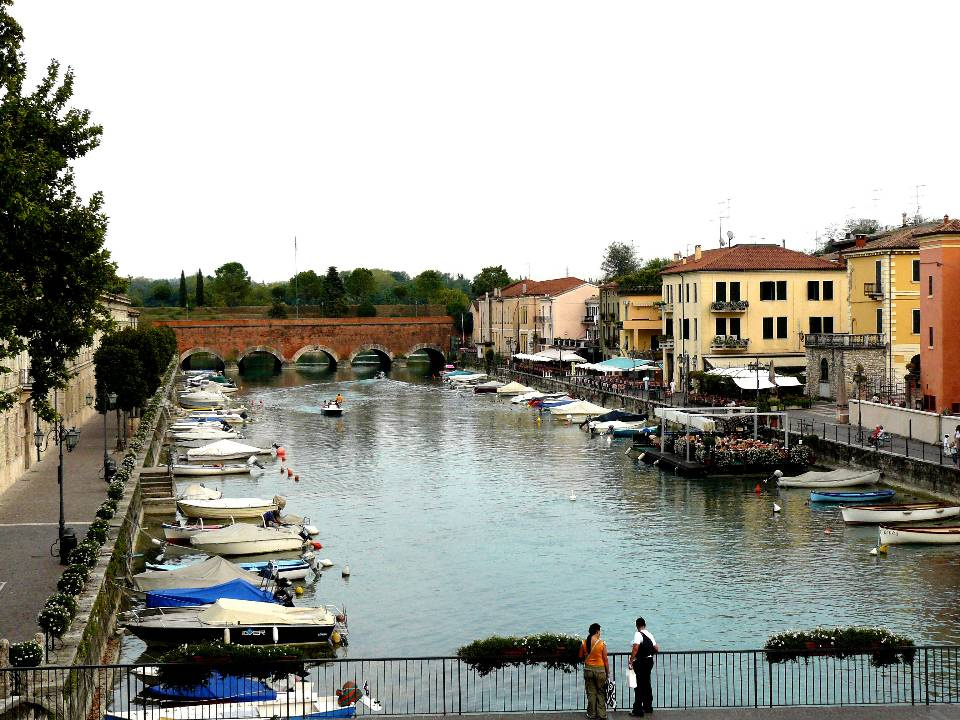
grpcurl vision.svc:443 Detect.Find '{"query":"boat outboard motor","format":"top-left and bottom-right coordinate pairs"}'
top-left (273, 577), bottom-right (295, 606)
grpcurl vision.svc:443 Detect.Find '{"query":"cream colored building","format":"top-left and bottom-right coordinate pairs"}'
top-left (0, 294), bottom-right (138, 494)
top-left (660, 244), bottom-right (848, 388)
top-left (472, 277), bottom-right (598, 356)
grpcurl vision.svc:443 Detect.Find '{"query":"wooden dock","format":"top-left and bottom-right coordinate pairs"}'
top-left (636, 448), bottom-right (708, 477)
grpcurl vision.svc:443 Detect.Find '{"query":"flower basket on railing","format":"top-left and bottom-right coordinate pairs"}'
top-left (457, 633), bottom-right (582, 676)
top-left (765, 627), bottom-right (915, 667)
top-left (156, 642), bottom-right (319, 686)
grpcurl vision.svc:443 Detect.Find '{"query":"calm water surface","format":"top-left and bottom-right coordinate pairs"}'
top-left (133, 366), bottom-right (960, 658)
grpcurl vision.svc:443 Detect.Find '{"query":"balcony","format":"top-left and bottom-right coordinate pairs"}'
top-left (864, 282), bottom-right (883, 299)
top-left (710, 335), bottom-right (749, 350)
top-left (710, 300), bottom-right (749, 312)
top-left (653, 301), bottom-right (673, 313)
top-left (582, 315), bottom-right (598, 324)
top-left (19, 367), bottom-right (33, 389)
top-left (804, 333), bottom-right (885, 349)
top-left (658, 336), bottom-right (675, 350)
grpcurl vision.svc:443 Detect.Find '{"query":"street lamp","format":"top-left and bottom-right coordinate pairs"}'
top-left (101, 390), bottom-right (117, 480)
top-left (34, 419), bottom-right (80, 564)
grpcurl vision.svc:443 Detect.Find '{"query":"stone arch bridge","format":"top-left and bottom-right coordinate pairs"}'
top-left (157, 317), bottom-right (454, 372)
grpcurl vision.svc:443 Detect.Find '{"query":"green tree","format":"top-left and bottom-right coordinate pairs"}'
top-left (471, 266), bottom-right (512, 297)
top-left (616, 257), bottom-right (671, 288)
top-left (210, 262), bottom-right (251, 307)
top-left (0, 2), bottom-right (117, 421)
top-left (94, 344), bottom-right (145, 414)
top-left (179, 271), bottom-right (187, 307)
top-left (412, 270), bottom-right (444, 302)
top-left (148, 280), bottom-right (173, 306)
top-left (344, 268), bottom-right (376, 303)
top-left (320, 266), bottom-right (347, 317)
top-left (195, 270), bottom-right (205, 306)
top-left (289, 270), bottom-right (324, 305)
top-left (600, 241), bottom-right (639, 280)
top-left (268, 286), bottom-right (287, 319)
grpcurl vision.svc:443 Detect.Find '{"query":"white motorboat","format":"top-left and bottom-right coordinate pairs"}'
top-left (320, 401), bottom-right (342, 417)
top-left (511, 391), bottom-right (545, 404)
top-left (162, 519), bottom-right (232, 543)
top-left (190, 524), bottom-right (307, 555)
top-left (496, 381), bottom-right (534, 396)
top-left (169, 428), bottom-right (239, 442)
top-left (878, 525), bottom-right (960, 545)
top-left (177, 497), bottom-right (277, 519)
top-left (133, 555), bottom-right (251, 590)
top-left (841, 503), bottom-right (960, 524)
top-left (171, 463), bottom-right (254, 477)
top-left (777, 468), bottom-right (880, 488)
top-left (184, 410), bottom-right (247, 425)
top-left (187, 440), bottom-right (273, 462)
top-left (178, 390), bottom-right (227, 409)
top-left (177, 483), bottom-right (222, 501)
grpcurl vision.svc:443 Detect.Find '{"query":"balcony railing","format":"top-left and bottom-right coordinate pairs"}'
top-left (653, 301), bottom-right (673, 312)
top-left (864, 282), bottom-right (883, 298)
top-left (658, 336), bottom-right (675, 350)
top-left (710, 335), bottom-right (749, 349)
top-left (582, 315), bottom-right (597, 324)
top-left (710, 300), bottom-right (749, 312)
top-left (804, 333), bottom-right (885, 349)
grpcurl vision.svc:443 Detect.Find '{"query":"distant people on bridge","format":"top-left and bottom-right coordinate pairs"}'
top-left (580, 623), bottom-right (609, 720)
top-left (629, 617), bottom-right (659, 717)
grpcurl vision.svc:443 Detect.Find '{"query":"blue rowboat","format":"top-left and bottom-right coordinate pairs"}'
top-left (810, 489), bottom-right (894, 504)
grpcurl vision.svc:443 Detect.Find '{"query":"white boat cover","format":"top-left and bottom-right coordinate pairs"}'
top-left (198, 598), bottom-right (334, 626)
top-left (187, 440), bottom-right (267, 459)
top-left (654, 407), bottom-right (718, 432)
top-left (497, 381), bottom-right (533, 395)
top-left (190, 524), bottom-right (302, 547)
top-left (179, 390), bottom-right (225, 402)
top-left (512, 391), bottom-right (544, 403)
top-left (178, 484), bottom-right (222, 500)
top-left (180, 498), bottom-right (274, 511)
top-left (475, 381), bottom-right (505, 389)
top-left (548, 400), bottom-right (609, 417)
top-left (133, 556), bottom-right (251, 591)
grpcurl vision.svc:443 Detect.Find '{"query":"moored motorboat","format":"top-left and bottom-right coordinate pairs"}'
top-left (177, 484), bottom-right (223, 501)
top-left (778, 468), bottom-right (880, 488)
top-left (163, 520), bottom-right (231, 543)
top-left (496, 381), bottom-right (533, 396)
top-left (187, 440), bottom-right (273, 462)
top-left (144, 557), bottom-right (314, 582)
top-left (177, 497), bottom-right (278, 519)
top-left (171, 463), bottom-right (254, 477)
top-left (238, 559), bottom-right (313, 581)
top-left (810, 489), bottom-right (895, 504)
top-left (121, 598), bottom-right (345, 646)
top-left (190, 524), bottom-right (307, 555)
top-left (878, 525), bottom-right (960, 545)
top-left (178, 390), bottom-right (227, 410)
top-left (145, 578), bottom-right (277, 608)
top-left (474, 380), bottom-right (505, 394)
top-left (841, 503), bottom-right (960, 524)
top-left (134, 556), bottom-right (253, 591)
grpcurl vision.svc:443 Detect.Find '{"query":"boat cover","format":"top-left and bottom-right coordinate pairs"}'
top-left (146, 578), bottom-right (275, 608)
top-left (179, 497), bottom-right (274, 511)
top-left (177, 484), bottom-right (222, 500)
top-left (654, 408), bottom-right (718, 432)
top-left (549, 400), bottom-right (609, 417)
top-left (591, 409), bottom-right (647, 423)
top-left (496, 381), bottom-right (533, 395)
top-left (187, 440), bottom-right (268, 459)
top-left (475, 381), bottom-right (505, 389)
top-left (190, 524), bottom-right (303, 546)
top-left (134, 556), bottom-right (252, 591)
top-left (198, 598), bottom-right (334, 626)
top-left (144, 672), bottom-right (276, 702)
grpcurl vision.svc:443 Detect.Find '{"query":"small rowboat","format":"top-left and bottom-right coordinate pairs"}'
top-left (841, 503), bottom-right (960, 524)
top-left (879, 525), bottom-right (960, 545)
top-left (778, 469), bottom-right (880, 489)
top-left (238, 559), bottom-right (313, 581)
top-left (177, 497), bottom-right (277, 519)
top-left (163, 520), bottom-right (230, 543)
top-left (171, 463), bottom-right (253, 477)
top-left (810, 489), bottom-right (895, 504)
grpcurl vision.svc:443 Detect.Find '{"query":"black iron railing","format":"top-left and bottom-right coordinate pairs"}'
top-left (2, 648), bottom-right (958, 718)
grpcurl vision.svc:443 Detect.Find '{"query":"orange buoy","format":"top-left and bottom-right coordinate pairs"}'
top-left (754, 484), bottom-right (762, 494)
top-left (311, 541), bottom-right (322, 549)
top-left (824, 528), bottom-right (833, 534)
top-left (287, 467), bottom-right (293, 477)
top-left (276, 447), bottom-right (286, 460)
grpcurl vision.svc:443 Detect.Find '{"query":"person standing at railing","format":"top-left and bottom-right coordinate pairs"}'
top-left (629, 617), bottom-right (659, 717)
top-left (579, 623), bottom-right (609, 720)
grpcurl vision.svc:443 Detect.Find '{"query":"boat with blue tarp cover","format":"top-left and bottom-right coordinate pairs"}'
top-left (810, 489), bottom-right (895, 504)
top-left (142, 672), bottom-right (276, 702)
top-left (145, 578), bottom-right (276, 608)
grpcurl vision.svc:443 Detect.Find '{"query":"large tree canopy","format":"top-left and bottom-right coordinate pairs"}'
top-left (344, 267), bottom-right (375, 303)
top-left (471, 265), bottom-right (512, 297)
top-left (210, 262), bottom-right (251, 306)
top-left (600, 242), bottom-right (639, 281)
top-left (0, 2), bottom-right (117, 421)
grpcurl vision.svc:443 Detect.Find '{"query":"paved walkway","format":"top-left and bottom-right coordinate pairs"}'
top-left (403, 708), bottom-right (960, 719)
top-left (0, 409), bottom-right (120, 643)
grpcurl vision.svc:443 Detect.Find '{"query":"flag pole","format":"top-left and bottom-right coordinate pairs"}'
top-left (294, 236), bottom-right (300, 319)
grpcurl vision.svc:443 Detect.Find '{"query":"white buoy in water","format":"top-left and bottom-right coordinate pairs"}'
top-left (319, 558), bottom-right (334, 568)
top-left (569, 493), bottom-right (577, 501)
top-left (773, 503), bottom-right (781, 513)
top-left (342, 563), bottom-right (351, 577)
top-left (869, 547), bottom-right (878, 556)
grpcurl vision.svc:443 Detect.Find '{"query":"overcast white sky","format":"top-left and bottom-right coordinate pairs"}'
top-left (14, 2), bottom-right (960, 284)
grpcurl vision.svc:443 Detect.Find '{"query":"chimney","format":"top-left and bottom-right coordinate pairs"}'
top-left (855, 236), bottom-right (866, 248)
top-left (673, 252), bottom-right (681, 261)
top-left (902, 212), bottom-right (908, 227)
top-left (681, 256), bottom-right (687, 265)
top-left (945, 214), bottom-right (951, 223)
top-left (521, 283), bottom-right (527, 294)
top-left (694, 244), bottom-right (702, 260)
top-left (781, 239), bottom-right (786, 248)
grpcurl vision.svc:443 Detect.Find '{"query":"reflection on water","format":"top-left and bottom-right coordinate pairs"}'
top-left (132, 366), bottom-right (960, 659)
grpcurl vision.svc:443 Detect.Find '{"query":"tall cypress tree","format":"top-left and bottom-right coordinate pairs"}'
top-left (179, 270), bottom-right (187, 307)
top-left (195, 269), bottom-right (205, 306)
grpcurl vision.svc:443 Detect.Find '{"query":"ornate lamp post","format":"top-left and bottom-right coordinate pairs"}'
top-left (34, 419), bottom-right (80, 564)
top-left (104, 391), bottom-right (117, 479)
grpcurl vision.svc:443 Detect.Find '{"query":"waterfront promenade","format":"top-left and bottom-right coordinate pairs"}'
top-left (0, 409), bottom-right (118, 643)
top-left (403, 710), bottom-right (960, 719)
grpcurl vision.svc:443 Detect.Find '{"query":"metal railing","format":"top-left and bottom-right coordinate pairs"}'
top-left (710, 300), bottom-right (749, 312)
top-left (864, 282), bottom-right (883, 297)
top-left (804, 333), bottom-right (885, 349)
top-left (3, 648), bottom-right (956, 718)
top-left (710, 336), bottom-right (749, 349)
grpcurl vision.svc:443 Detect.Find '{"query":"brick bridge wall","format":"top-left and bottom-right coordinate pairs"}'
top-left (157, 317), bottom-right (455, 367)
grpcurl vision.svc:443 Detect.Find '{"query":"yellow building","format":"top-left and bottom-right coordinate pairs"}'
top-left (842, 221), bottom-right (934, 387)
top-left (660, 244), bottom-right (848, 387)
top-left (618, 285), bottom-right (662, 357)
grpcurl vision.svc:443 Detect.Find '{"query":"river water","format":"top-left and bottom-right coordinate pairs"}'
top-left (131, 365), bottom-right (960, 659)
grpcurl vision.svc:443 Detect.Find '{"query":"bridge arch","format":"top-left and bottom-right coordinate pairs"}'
top-left (291, 345), bottom-right (340, 370)
top-left (237, 345), bottom-right (285, 375)
top-left (349, 344), bottom-right (393, 370)
top-left (407, 344), bottom-right (446, 371)
top-left (180, 347), bottom-right (226, 371)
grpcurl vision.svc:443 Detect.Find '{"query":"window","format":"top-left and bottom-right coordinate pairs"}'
top-left (875, 260), bottom-right (882, 291)
top-left (730, 282), bottom-right (741, 302)
top-left (715, 282), bottom-right (727, 302)
top-left (820, 358), bottom-right (829, 383)
top-left (876, 308), bottom-right (883, 334)
top-left (913, 259), bottom-right (920, 282)
top-left (807, 280), bottom-right (820, 301)
top-left (685, 284), bottom-right (690, 303)
top-left (929, 327), bottom-right (934, 348)
top-left (693, 284), bottom-right (697, 303)
top-left (809, 317), bottom-right (822, 334)
top-left (716, 318), bottom-right (727, 336)
top-left (760, 282), bottom-right (774, 301)
top-left (823, 281), bottom-right (833, 300)
top-left (929, 275), bottom-right (933, 296)
top-left (777, 281), bottom-right (787, 300)
top-left (912, 309), bottom-right (921, 335)
top-left (694, 319), bottom-right (698, 339)
top-left (682, 318), bottom-right (689, 339)
top-left (665, 318), bottom-right (673, 336)
top-left (823, 316), bottom-right (834, 333)
top-left (730, 318), bottom-right (741, 337)
top-left (762, 317), bottom-right (774, 339)
top-left (776, 316), bottom-right (787, 338)
top-left (762, 281), bottom-right (787, 300)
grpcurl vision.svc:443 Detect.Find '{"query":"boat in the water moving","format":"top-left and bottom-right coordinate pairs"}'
top-left (841, 503), bottom-right (960, 524)
top-left (778, 468), bottom-right (880, 488)
top-left (878, 525), bottom-right (960, 545)
top-left (190, 524), bottom-right (307, 555)
top-left (320, 401), bottom-right (343, 417)
top-left (177, 497), bottom-right (278, 519)
top-left (122, 598), bottom-right (343, 645)
top-left (810, 489), bottom-right (895, 504)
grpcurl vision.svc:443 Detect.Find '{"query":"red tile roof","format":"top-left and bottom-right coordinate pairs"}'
top-left (842, 222), bottom-right (937, 253)
top-left (661, 245), bottom-right (842, 274)
top-left (917, 215), bottom-right (960, 237)
top-left (500, 277), bottom-right (590, 297)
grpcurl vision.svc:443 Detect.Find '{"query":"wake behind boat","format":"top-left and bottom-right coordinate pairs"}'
top-left (841, 503), bottom-right (960, 524)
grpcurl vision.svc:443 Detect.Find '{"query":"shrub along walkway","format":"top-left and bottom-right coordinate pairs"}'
top-left (0, 410), bottom-right (119, 643)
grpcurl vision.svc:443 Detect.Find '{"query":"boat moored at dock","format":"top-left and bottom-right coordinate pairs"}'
top-left (841, 503), bottom-right (960, 524)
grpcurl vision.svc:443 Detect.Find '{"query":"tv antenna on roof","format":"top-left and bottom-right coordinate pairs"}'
top-left (717, 198), bottom-right (731, 246)
top-left (726, 230), bottom-right (734, 246)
